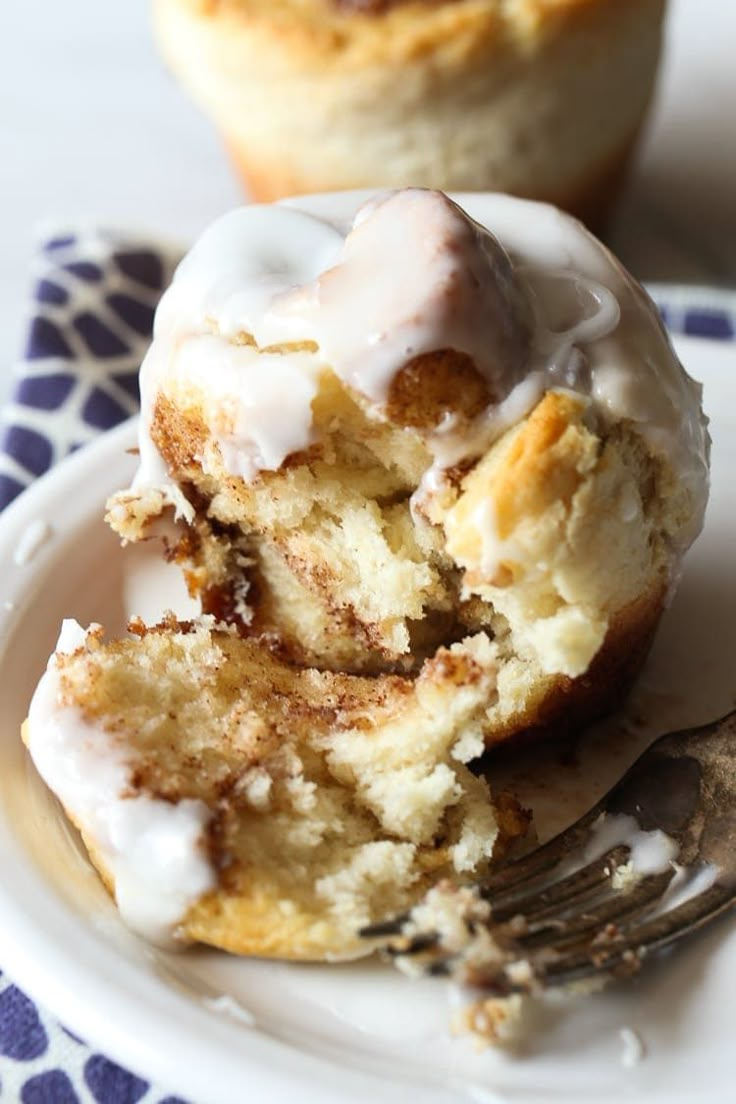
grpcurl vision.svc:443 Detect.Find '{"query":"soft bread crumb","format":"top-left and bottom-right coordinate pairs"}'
top-left (109, 373), bottom-right (679, 744)
top-left (620, 1026), bottom-right (646, 1067)
top-left (455, 994), bottom-right (526, 1050)
top-left (42, 619), bottom-right (511, 960)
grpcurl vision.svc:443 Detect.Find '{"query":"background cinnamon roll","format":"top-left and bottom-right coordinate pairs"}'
top-left (152, 0), bottom-right (666, 224)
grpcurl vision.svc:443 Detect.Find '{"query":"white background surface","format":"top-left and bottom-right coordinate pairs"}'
top-left (1, 0), bottom-right (735, 405)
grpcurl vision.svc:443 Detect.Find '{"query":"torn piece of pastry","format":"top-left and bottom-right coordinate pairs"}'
top-left (24, 618), bottom-right (511, 959)
top-left (152, 0), bottom-right (666, 225)
top-left (107, 188), bottom-right (709, 748)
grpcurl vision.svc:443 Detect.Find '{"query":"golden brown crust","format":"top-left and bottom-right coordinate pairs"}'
top-left (165, 0), bottom-right (641, 70)
top-left (182, 837), bottom-right (456, 958)
top-left (481, 578), bottom-right (667, 748)
top-left (184, 883), bottom-right (346, 959)
top-left (227, 126), bottom-right (639, 229)
top-left (150, 394), bottom-right (208, 476)
top-left (156, 0), bottom-right (503, 73)
top-left (493, 392), bottom-right (592, 540)
top-left (385, 349), bottom-right (493, 431)
top-left (155, 0), bottom-right (664, 223)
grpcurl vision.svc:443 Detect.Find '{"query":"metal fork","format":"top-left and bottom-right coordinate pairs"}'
top-left (363, 710), bottom-right (736, 994)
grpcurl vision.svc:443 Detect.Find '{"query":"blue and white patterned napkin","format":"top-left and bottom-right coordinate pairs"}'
top-left (0, 229), bottom-right (181, 510)
top-left (0, 229), bottom-right (734, 1103)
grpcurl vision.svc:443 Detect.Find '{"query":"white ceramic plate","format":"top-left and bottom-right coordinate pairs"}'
top-left (1, 335), bottom-right (735, 1104)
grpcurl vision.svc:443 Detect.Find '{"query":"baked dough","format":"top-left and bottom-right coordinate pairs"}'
top-left (153, 0), bottom-right (666, 224)
top-left (108, 189), bottom-right (708, 748)
top-left (25, 188), bottom-right (708, 960)
top-left (24, 619), bottom-right (528, 958)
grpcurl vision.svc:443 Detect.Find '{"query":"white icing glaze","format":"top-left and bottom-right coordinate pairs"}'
top-left (202, 993), bottom-right (257, 1027)
top-left (25, 620), bottom-right (215, 945)
top-left (583, 812), bottom-right (679, 876)
top-left (652, 861), bottom-right (719, 915)
top-left (13, 519), bottom-right (53, 567)
top-left (130, 341), bottom-right (196, 522)
top-left (619, 1026), bottom-right (646, 1068)
top-left (134, 187), bottom-right (709, 551)
top-left (267, 189), bottom-right (529, 403)
top-left (171, 335), bottom-right (320, 482)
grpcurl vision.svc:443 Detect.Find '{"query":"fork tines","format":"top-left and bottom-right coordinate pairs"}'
top-left (366, 856), bottom-right (730, 995)
top-left (363, 711), bottom-right (736, 994)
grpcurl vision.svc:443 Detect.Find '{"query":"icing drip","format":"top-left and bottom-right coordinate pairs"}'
top-left (25, 621), bottom-right (216, 945)
top-left (268, 189), bottom-right (530, 403)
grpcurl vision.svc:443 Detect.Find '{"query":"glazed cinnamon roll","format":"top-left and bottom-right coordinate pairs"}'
top-left (109, 188), bottom-right (708, 745)
top-left (24, 188), bottom-right (708, 960)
